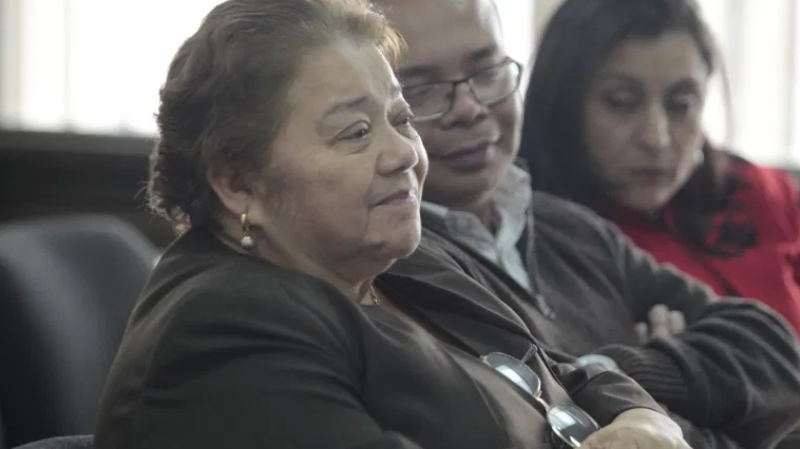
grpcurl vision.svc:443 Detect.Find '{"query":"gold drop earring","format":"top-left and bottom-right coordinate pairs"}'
top-left (240, 212), bottom-right (255, 250)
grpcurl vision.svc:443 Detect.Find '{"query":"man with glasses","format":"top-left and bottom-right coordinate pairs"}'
top-left (375, 0), bottom-right (800, 448)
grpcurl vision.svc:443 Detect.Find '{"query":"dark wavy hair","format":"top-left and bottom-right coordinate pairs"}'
top-left (520, 0), bottom-right (733, 250)
top-left (147, 0), bottom-right (404, 233)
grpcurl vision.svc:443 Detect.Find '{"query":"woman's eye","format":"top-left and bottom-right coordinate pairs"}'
top-left (602, 91), bottom-right (637, 111)
top-left (342, 125), bottom-right (370, 140)
top-left (667, 93), bottom-right (697, 114)
top-left (351, 128), bottom-right (369, 138)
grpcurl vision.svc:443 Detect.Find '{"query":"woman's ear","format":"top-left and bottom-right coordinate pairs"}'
top-left (206, 165), bottom-right (252, 218)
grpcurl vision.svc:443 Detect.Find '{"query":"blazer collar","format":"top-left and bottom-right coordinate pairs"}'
top-left (383, 239), bottom-right (537, 360)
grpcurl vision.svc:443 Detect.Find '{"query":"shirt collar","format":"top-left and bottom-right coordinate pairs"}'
top-left (421, 164), bottom-right (532, 239)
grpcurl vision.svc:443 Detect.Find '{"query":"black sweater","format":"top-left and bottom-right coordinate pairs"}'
top-left (410, 191), bottom-right (800, 449)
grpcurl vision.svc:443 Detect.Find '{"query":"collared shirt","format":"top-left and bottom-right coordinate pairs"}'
top-left (421, 165), bottom-right (533, 291)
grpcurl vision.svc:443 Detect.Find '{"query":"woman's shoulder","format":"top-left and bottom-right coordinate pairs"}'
top-left (98, 231), bottom-right (368, 445)
top-left (151, 232), bottom-right (336, 302)
top-left (153, 258), bottom-right (345, 327)
top-left (726, 153), bottom-right (799, 206)
top-left (715, 152), bottom-right (800, 239)
top-left (128, 229), bottom-right (364, 363)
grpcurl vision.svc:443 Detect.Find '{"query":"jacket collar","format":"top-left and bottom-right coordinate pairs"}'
top-left (384, 237), bottom-right (538, 360)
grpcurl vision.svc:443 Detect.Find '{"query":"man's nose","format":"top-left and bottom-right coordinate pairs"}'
top-left (438, 82), bottom-right (489, 128)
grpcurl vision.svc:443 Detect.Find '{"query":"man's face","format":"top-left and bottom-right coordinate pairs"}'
top-left (380, 0), bottom-right (522, 213)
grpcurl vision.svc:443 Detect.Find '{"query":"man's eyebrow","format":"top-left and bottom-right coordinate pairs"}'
top-left (398, 44), bottom-right (501, 82)
top-left (398, 64), bottom-right (439, 81)
top-left (465, 44), bottom-right (499, 64)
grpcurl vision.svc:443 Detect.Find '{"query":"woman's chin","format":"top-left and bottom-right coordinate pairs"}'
top-left (367, 225), bottom-right (422, 262)
top-left (616, 190), bottom-right (674, 215)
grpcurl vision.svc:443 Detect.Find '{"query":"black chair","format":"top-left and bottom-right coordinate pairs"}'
top-left (13, 435), bottom-right (92, 449)
top-left (1, 408), bottom-right (6, 449)
top-left (0, 215), bottom-right (158, 447)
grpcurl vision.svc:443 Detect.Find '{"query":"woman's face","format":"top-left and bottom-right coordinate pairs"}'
top-left (582, 31), bottom-right (709, 213)
top-left (231, 41), bottom-right (427, 280)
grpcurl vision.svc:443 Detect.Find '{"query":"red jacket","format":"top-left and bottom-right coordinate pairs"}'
top-left (603, 158), bottom-right (800, 336)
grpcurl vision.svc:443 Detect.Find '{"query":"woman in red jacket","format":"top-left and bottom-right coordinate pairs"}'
top-left (519, 0), bottom-right (800, 335)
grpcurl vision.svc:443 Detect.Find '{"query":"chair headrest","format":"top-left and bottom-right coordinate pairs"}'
top-left (0, 215), bottom-right (158, 444)
top-left (13, 435), bottom-right (93, 449)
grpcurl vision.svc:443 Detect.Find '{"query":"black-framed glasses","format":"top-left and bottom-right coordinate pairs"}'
top-left (481, 352), bottom-right (600, 448)
top-left (402, 58), bottom-right (523, 122)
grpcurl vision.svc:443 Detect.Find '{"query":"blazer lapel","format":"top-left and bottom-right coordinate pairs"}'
top-left (384, 242), bottom-right (537, 360)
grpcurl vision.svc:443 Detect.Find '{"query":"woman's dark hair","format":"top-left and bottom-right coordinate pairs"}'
top-left (520, 0), bottom-right (732, 250)
top-left (148, 0), bottom-right (403, 233)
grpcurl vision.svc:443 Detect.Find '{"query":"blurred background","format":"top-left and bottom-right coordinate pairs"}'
top-left (2, 0), bottom-right (798, 162)
top-left (1, 0), bottom-right (798, 245)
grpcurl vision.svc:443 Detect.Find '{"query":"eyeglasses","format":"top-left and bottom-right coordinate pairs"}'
top-left (481, 352), bottom-right (600, 448)
top-left (401, 58), bottom-right (523, 122)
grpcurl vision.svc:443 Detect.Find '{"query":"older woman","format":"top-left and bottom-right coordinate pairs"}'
top-left (520, 0), bottom-right (800, 336)
top-left (93, 1), bottom-right (688, 448)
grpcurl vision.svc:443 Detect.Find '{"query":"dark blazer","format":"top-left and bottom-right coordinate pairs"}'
top-left (95, 228), bottom-right (661, 449)
top-left (419, 191), bottom-right (800, 449)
